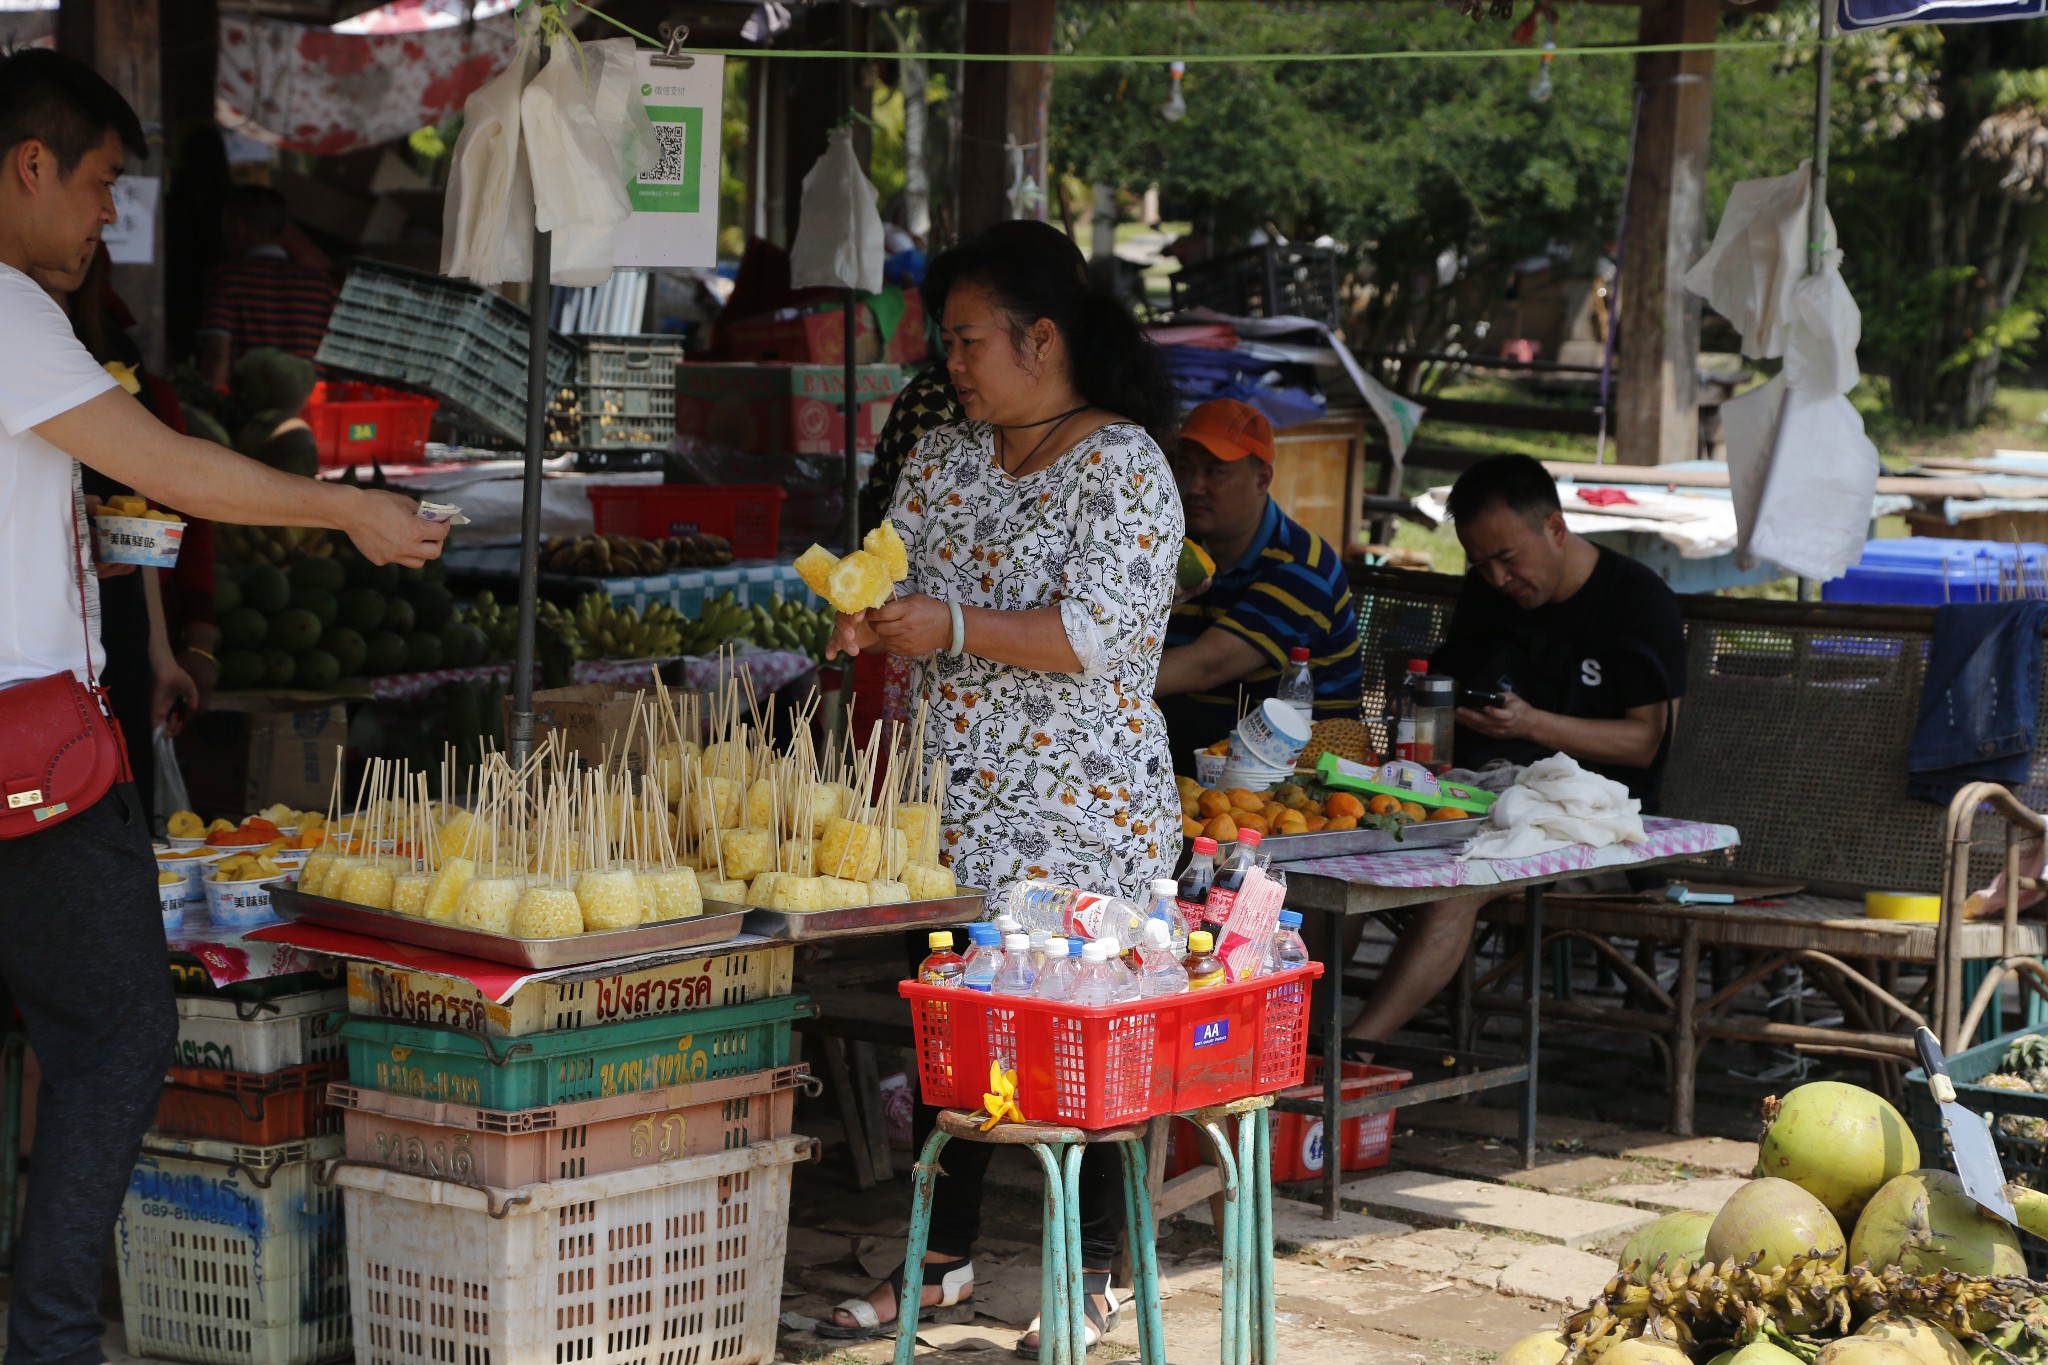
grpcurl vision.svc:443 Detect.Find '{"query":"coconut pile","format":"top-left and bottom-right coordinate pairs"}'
top-left (1497, 1081), bottom-right (2048, 1365)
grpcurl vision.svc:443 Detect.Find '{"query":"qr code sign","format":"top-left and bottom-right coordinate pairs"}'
top-left (629, 109), bottom-right (703, 214)
top-left (643, 124), bottom-right (690, 183)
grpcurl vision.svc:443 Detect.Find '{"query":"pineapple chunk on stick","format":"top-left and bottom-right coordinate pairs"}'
top-left (794, 545), bottom-right (839, 600)
top-left (510, 881), bottom-right (583, 938)
top-left (699, 877), bottom-right (749, 903)
top-left (817, 816), bottom-right (883, 883)
top-left (867, 879), bottom-right (910, 906)
top-left (903, 861), bottom-right (957, 901)
top-left (825, 551), bottom-right (895, 614)
top-left (863, 521), bottom-right (909, 581)
top-left (719, 828), bottom-right (774, 883)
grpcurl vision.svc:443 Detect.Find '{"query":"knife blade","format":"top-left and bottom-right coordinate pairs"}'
top-left (1915, 1026), bottom-right (2018, 1225)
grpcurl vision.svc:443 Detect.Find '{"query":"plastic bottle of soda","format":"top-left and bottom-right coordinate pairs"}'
top-left (918, 931), bottom-right (966, 987)
top-left (1393, 658), bottom-right (1428, 761)
top-left (1277, 647), bottom-right (1315, 733)
top-left (991, 933), bottom-right (1038, 996)
top-left (1203, 830), bottom-right (1264, 931)
top-left (1182, 931), bottom-right (1228, 991)
top-left (1175, 838), bottom-right (1219, 933)
top-left (960, 923), bottom-right (1002, 992)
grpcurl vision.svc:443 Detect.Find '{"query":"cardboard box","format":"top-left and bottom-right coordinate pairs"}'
top-left (674, 363), bottom-right (902, 455)
top-left (183, 702), bottom-right (348, 816)
top-left (725, 290), bottom-right (927, 367)
top-left (506, 685), bottom-right (702, 777)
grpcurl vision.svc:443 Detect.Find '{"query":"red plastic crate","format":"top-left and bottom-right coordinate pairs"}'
top-left (1158, 1060), bottom-right (1409, 1182)
top-left (901, 964), bottom-right (1321, 1130)
top-left (586, 483), bottom-right (787, 559)
top-left (303, 381), bottom-right (438, 469)
top-left (154, 1060), bottom-right (345, 1145)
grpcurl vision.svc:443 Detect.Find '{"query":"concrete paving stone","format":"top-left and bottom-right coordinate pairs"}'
top-left (1597, 1176), bottom-right (1749, 1215)
top-left (1389, 1135), bottom-right (1641, 1194)
top-left (1354, 1226), bottom-right (1498, 1275)
top-left (1342, 1170), bottom-right (1656, 1248)
top-left (1399, 1102), bottom-right (1626, 1145)
top-left (1178, 1193), bottom-right (1412, 1257)
top-left (1494, 1244), bottom-right (1625, 1306)
top-left (1585, 1131), bottom-right (1761, 1175)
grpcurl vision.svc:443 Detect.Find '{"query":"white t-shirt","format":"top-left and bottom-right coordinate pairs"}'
top-left (0, 263), bottom-right (118, 686)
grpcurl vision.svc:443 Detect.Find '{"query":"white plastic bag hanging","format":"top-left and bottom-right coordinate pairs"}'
top-left (153, 727), bottom-right (190, 832)
top-left (521, 37), bottom-right (650, 286)
top-left (441, 33), bottom-right (538, 285)
top-left (790, 128), bottom-right (884, 293)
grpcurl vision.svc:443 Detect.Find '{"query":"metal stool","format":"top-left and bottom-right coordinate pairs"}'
top-left (896, 1110), bottom-right (1164, 1365)
top-left (1179, 1095), bottom-right (1277, 1365)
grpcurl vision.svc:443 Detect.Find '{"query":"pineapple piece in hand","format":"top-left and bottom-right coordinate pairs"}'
top-left (825, 550), bottom-right (894, 614)
top-left (863, 521), bottom-right (909, 582)
top-left (795, 544), bottom-right (840, 600)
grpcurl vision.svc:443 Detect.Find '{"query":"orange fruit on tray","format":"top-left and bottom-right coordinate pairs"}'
top-left (1197, 789), bottom-right (1230, 819)
top-left (1428, 806), bottom-right (1467, 821)
top-left (1367, 794), bottom-right (1402, 817)
top-left (1325, 816), bottom-right (1358, 831)
top-left (1304, 815), bottom-right (1329, 832)
top-left (1204, 813), bottom-right (1239, 843)
top-left (1181, 814), bottom-right (1205, 838)
top-left (1399, 802), bottom-right (1429, 822)
top-left (1326, 793), bottom-right (1365, 821)
top-left (1236, 814), bottom-right (1271, 836)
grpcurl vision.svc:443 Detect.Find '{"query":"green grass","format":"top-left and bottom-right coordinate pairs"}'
top-left (1854, 377), bottom-right (2048, 466)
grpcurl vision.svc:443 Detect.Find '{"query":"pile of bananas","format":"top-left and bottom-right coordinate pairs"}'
top-left (538, 594), bottom-right (687, 660)
top-left (543, 533), bottom-right (735, 578)
top-left (218, 524), bottom-right (333, 565)
top-left (676, 591), bottom-right (834, 660)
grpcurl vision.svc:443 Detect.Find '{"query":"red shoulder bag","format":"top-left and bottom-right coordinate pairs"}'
top-left (0, 487), bottom-right (133, 837)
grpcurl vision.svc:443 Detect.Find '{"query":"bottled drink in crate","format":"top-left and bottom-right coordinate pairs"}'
top-left (1003, 881), bottom-right (1147, 951)
top-left (1035, 937), bottom-right (1080, 1001)
top-left (1176, 837), bottom-right (1218, 930)
top-left (1267, 910), bottom-right (1310, 973)
top-left (919, 931), bottom-right (966, 987)
top-left (991, 934), bottom-right (1038, 996)
top-left (1142, 879), bottom-right (1188, 955)
top-left (1203, 830), bottom-right (1264, 930)
top-left (1135, 919), bottom-right (1190, 997)
top-left (1028, 929), bottom-right (1055, 974)
top-left (1183, 931), bottom-right (1227, 990)
top-left (962, 923), bottom-right (1002, 992)
top-left (1072, 939), bottom-right (1136, 1006)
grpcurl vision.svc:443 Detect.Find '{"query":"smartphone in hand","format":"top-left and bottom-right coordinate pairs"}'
top-left (1458, 689), bottom-right (1507, 710)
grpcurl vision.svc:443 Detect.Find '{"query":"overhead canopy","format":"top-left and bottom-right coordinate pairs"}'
top-left (1837, 0), bottom-right (2048, 28)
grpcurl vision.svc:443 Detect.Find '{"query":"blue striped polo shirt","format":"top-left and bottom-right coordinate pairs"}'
top-left (1160, 499), bottom-right (1363, 753)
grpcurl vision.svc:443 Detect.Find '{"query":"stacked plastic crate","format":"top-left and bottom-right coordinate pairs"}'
top-left (328, 942), bottom-right (813, 1365)
top-left (119, 970), bottom-right (351, 1365)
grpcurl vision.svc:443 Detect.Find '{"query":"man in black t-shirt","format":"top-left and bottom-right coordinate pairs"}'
top-left (1345, 454), bottom-right (1685, 1047)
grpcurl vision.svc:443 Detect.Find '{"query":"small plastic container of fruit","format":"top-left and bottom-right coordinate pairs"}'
top-left (166, 834), bottom-right (209, 851)
top-left (157, 847), bottom-right (226, 897)
top-left (92, 512), bottom-right (186, 568)
top-left (204, 873), bottom-right (292, 929)
top-left (159, 878), bottom-right (190, 931)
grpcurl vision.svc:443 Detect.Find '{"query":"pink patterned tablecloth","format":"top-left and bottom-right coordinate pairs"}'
top-left (168, 911), bottom-right (334, 987)
top-left (1285, 817), bottom-right (1740, 891)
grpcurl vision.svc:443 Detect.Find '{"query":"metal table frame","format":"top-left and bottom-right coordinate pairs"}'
top-left (1283, 850), bottom-right (1722, 1220)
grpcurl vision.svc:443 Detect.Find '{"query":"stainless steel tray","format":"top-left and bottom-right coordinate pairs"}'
top-left (1198, 817), bottom-right (1488, 867)
top-left (738, 890), bottom-right (988, 941)
top-left (269, 888), bottom-right (752, 970)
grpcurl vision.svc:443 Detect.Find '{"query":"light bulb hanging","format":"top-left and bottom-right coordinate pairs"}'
top-left (1529, 41), bottom-right (1555, 103)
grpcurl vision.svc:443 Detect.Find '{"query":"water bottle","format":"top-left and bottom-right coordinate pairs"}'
top-left (994, 913), bottom-right (1024, 937)
top-left (1137, 919), bottom-right (1190, 997)
top-left (1035, 937), bottom-right (1079, 1001)
top-left (991, 933), bottom-right (1038, 996)
top-left (1071, 939), bottom-right (1125, 1007)
top-left (961, 923), bottom-right (1002, 992)
top-left (1028, 929), bottom-right (1055, 976)
top-left (1394, 658), bottom-right (1427, 762)
top-left (1003, 881), bottom-right (1148, 951)
top-left (1277, 646), bottom-right (1315, 733)
top-left (1266, 909), bottom-right (1310, 975)
top-left (1143, 878), bottom-right (1189, 956)
top-left (918, 930), bottom-right (966, 988)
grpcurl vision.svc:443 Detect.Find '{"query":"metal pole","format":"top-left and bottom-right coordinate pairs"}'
top-left (1807, 0), bottom-right (1835, 280)
top-left (510, 46), bottom-right (554, 770)
top-left (842, 1), bottom-right (863, 554)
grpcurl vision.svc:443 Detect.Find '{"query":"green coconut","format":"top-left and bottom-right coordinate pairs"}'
top-left (1857, 1313), bottom-right (1972, 1365)
top-left (1602, 1339), bottom-right (1692, 1365)
top-left (1757, 1082), bottom-right (1920, 1227)
top-left (1815, 1339), bottom-right (1927, 1365)
top-left (1619, 1210), bottom-right (1717, 1285)
top-left (1497, 1331), bottom-right (1570, 1365)
top-left (1848, 1170), bottom-right (2025, 1278)
top-left (1705, 1352), bottom-right (1737, 1365)
top-left (1704, 1176), bottom-right (1848, 1273)
top-left (1728, 1342), bottom-right (1806, 1365)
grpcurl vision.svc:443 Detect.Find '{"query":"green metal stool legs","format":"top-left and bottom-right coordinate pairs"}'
top-left (1189, 1099), bottom-right (1279, 1365)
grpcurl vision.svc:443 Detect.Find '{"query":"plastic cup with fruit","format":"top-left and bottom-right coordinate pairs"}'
top-left (92, 495), bottom-right (186, 568)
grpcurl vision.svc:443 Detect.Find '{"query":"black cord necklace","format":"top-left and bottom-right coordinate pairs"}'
top-left (995, 403), bottom-right (1089, 476)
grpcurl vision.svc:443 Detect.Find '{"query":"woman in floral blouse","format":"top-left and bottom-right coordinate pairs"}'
top-left (821, 221), bottom-right (1182, 1356)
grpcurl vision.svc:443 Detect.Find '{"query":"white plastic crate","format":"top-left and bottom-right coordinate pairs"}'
top-left (119, 1135), bottom-right (350, 1365)
top-left (345, 941), bottom-right (794, 1038)
top-left (335, 1134), bottom-right (811, 1365)
top-left (175, 988), bottom-right (346, 1074)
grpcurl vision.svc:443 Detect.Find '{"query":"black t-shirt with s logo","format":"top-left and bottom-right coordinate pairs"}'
top-left (1429, 545), bottom-right (1686, 809)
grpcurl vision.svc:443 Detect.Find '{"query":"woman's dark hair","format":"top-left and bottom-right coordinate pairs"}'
top-left (936, 219), bottom-right (1180, 446)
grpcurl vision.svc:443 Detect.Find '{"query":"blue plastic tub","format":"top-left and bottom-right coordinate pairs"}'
top-left (1824, 538), bottom-right (2048, 606)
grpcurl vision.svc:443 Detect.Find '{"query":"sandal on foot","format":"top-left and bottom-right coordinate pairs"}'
top-left (814, 1258), bottom-right (975, 1341)
top-left (1014, 1271), bottom-right (1121, 1360)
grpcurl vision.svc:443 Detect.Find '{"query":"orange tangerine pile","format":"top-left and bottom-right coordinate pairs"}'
top-left (1175, 774), bottom-right (1468, 841)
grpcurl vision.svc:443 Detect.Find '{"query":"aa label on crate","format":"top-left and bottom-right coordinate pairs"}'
top-left (1191, 1019), bottom-right (1230, 1050)
top-left (612, 51), bottom-right (724, 269)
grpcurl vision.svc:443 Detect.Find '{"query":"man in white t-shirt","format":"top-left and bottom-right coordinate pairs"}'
top-left (0, 50), bottom-right (446, 1365)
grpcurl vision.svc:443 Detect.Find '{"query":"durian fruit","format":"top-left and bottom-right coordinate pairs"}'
top-left (719, 828), bottom-right (774, 883)
top-left (825, 550), bottom-right (894, 614)
top-left (699, 877), bottom-right (749, 904)
top-left (904, 861), bottom-right (958, 901)
top-left (817, 817), bottom-right (883, 883)
top-left (390, 870), bottom-right (434, 918)
top-left (867, 879), bottom-right (910, 906)
top-left (894, 804), bottom-right (941, 866)
top-left (863, 521), bottom-right (909, 581)
top-left (423, 857), bottom-right (477, 922)
top-left (576, 868), bottom-right (644, 931)
top-left (510, 880), bottom-right (583, 938)
top-left (644, 865), bottom-right (702, 921)
top-left (340, 860), bottom-right (397, 911)
top-left (457, 875), bottom-right (521, 935)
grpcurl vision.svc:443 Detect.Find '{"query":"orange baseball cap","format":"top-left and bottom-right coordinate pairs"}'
top-left (1179, 398), bottom-right (1275, 464)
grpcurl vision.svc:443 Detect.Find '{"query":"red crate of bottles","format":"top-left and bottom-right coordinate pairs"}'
top-left (900, 963), bottom-right (1320, 1130)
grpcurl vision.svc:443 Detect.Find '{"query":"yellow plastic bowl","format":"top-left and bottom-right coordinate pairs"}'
top-left (1865, 891), bottom-right (1940, 922)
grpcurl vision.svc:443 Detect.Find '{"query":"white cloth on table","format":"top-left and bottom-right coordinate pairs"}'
top-left (1460, 753), bottom-right (1647, 861)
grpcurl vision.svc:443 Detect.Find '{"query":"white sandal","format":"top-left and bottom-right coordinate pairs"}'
top-left (816, 1258), bottom-right (976, 1340)
top-left (1016, 1274), bottom-right (1121, 1359)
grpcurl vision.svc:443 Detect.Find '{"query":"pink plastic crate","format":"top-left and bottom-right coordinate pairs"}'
top-left (329, 1064), bottom-right (805, 1186)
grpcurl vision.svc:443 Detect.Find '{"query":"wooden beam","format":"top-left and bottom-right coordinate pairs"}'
top-left (958, 0), bottom-right (1055, 238)
top-left (74, 0), bottom-right (164, 371)
top-left (1614, 0), bottom-right (1717, 465)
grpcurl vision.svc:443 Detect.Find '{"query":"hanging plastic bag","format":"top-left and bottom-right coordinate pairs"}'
top-left (153, 727), bottom-right (190, 832)
top-left (441, 32), bottom-right (538, 285)
top-left (522, 37), bottom-right (646, 287)
top-left (790, 128), bottom-right (885, 293)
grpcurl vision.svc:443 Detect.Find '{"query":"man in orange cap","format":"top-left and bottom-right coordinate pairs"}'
top-left (1155, 397), bottom-right (1361, 768)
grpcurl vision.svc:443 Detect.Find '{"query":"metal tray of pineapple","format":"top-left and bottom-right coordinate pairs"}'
top-left (732, 891), bottom-right (989, 942)
top-left (269, 888), bottom-right (751, 970)
top-left (1191, 816), bottom-right (1488, 866)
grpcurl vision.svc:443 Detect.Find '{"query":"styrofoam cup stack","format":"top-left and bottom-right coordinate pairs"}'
top-left (1236, 698), bottom-right (1311, 770)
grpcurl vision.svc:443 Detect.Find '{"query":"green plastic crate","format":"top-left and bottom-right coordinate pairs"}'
top-left (340, 993), bottom-right (811, 1110)
top-left (1904, 1024), bottom-right (2048, 1279)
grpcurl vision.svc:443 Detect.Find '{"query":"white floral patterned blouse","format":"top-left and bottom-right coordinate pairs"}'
top-left (889, 419), bottom-right (1184, 900)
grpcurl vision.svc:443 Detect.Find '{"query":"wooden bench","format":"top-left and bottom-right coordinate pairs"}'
top-left (1344, 566), bottom-right (2048, 1132)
